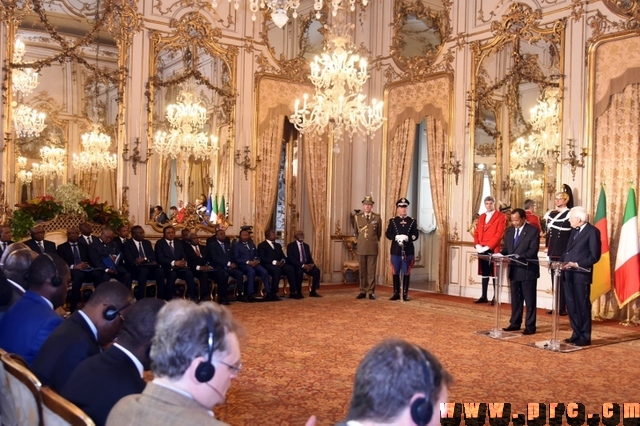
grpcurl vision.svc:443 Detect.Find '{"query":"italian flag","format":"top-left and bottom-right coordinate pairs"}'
top-left (591, 185), bottom-right (611, 302)
top-left (614, 187), bottom-right (640, 308)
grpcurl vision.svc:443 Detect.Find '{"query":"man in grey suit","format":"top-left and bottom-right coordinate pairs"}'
top-left (500, 208), bottom-right (541, 335)
top-left (351, 195), bottom-right (382, 300)
top-left (106, 300), bottom-right (243, 426)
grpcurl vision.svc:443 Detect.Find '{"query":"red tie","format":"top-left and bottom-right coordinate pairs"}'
top-left (195, 245), bottom-right (201, 257)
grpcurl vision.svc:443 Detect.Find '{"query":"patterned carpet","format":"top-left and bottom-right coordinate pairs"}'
top-left (212, 286), bottom-right (640, 425)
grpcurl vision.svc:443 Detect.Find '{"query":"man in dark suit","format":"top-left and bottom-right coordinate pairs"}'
top-left (258, 229), bottom-right (297, 300)
top-left (33, 281), bottom-right (134, 391)
top-left (561, 206), bottom-right (601, 347)
top-left (114, 225), bottom-right (130, 254)
top-left (183, 232), bottom-right (227, 303)
top-left (78, 222), bottom-right (99, 246)
top-left (0, 254), bottom-right (70, 365)
top-left (60, 298), bottom-right (165, 426)
top-left (0, 246), bottom-right (37, 321)
top-left (24, 225), bottom-right (57, 254)
top-left (88, 227), bottom-right (132, 288)
top-left (286, 230), bottom-right (322, 297)
top-left (232, 229), bottom-right (271, 301)
top-left (500, 208), bottom-right (541, 335)
top-left (155, 225), bottom-right (197, 301)
top-left (57, 227), bottom-right (102, 312)
top-left (122, 226), bottom-right (166, 300)
top-left (206, 228), bottom-right (244, 302)
top-left (0, 225), bottom-right (14, 258)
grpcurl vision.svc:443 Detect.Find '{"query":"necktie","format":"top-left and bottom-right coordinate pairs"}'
top-left (514, 228), bottom-right (520, 245)
top-left (138, 242), bottom-right (145, 258)
top-left (300, 243), bottom-right (307, 263)
top-left (574, 228), bottom-right (580, 240)
top-left (85, 236), bottom-right (91, 245)
top-left (169, 240), bottom-right (174, 253)
top-left (2, 242), bottom-right (6, 251)
top-left (38, 241), bottom-right (44, 253)
top-left (71, 244), bottom-right (81, 264)
top-left (195, 245), bottom-right (201, 257)
top-left (366, 215), bottom-right (370, 222)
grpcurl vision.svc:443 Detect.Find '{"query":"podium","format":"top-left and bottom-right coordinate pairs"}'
top-left (530, 261), bottom-right (589, 353)
top-left (472, 254), bottom-right (527, 340)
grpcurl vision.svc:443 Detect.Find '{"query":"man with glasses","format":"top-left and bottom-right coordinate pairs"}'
top-left (33, 281), bottom-right (134, 391)
top-left (107, 300), bottom-right (244, 426)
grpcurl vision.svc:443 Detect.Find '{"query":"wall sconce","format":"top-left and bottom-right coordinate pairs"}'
top-left (174, 176), bottom-right (183, 189)
top-left (122, 137), bottom-right (152, 175)
top-left (501, 175), bottom-right (514, 194)
top-left (560, 138), bottom-right (587, 181)
top-left (204, 174), bottom-right (214, 191)
top-left (235, 146), bottom-right (261, 180)
top-left (187, 177), bottom-right (194, 189)
top-left (546, 182), bottom-right (556, 195)
top-left (441, 151), bottom-right (462, 185)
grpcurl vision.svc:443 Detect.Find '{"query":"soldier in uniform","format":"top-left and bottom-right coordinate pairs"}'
top-left (385, 197), bottom-right (419, 301)
top-left (543, 190), bottom-right (572, 315)
top-left (352, 195), bottom-right (382, 300)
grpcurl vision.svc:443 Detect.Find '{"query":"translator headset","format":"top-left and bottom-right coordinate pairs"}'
top-left (42, 253), bottom-right (63, 287)
top-left (103, 298), bottom-right (135, 321)
top-left (195, 313), bottom-right (227, 400)
top-left (410, 345), bottom-right (436, 426)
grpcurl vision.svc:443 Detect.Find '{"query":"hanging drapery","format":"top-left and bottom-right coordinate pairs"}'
top-left (158, 156), bottom-right (172, 214)
top-left (593, 83), bottom-right (640, 320)
top-left (302, 132), bottom-right (329, 271)
top-left (254, 116), bottom-right (286, 238)
top-left (426, 116), bottom-right (449, 293)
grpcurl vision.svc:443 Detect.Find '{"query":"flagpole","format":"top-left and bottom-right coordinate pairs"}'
top-left (619, 304), bottom-right (638, 327)
top-left (592, 296), bottom-right (604, 322)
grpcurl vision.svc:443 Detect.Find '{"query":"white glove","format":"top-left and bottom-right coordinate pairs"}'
top-left (475, 244), bottom-right (482, 252)
top-left (394, 235), bottom-right (404, 243)
top-left (400, 235), bottom-right (409, 242)
top-left (481, 246), bottom-right (490, 252)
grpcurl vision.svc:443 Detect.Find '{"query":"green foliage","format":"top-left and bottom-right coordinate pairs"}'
top-left (79, 198), bottom-right (126, 230)
top-left (10, 209), bottom-right (36, 240)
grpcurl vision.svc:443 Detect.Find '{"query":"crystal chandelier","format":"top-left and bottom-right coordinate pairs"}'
top-left (212, 0), bottom-right (368, 28)
top-left (33, 146), bottom-right (66, 179)
top-left (12, 102), bottom-right (46, 138)
top-left (154, 89), bottom-right (217, 160)
top-left (72, 124), bottom-right (118, 172)
top-left (528, 87), bottom-right (560, 154)
top-left (289, 11), bottom-right (383, 154)
top-left (16, 156), bottom-right (33, 184)
top-left (12, 39), bottom-right (39, 96)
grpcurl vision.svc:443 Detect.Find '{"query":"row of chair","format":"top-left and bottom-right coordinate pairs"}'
top-left (0, 348), bottom-right (94, 426)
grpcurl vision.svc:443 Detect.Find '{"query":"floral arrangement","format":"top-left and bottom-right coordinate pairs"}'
top-left (79, 197), bottom-right (125, 230)
top-left (11, 195), bottom-right (64, 239)
top-left (53, 184), bottom-right (89, 215)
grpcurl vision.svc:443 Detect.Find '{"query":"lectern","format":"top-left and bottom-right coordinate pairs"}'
top-left (473, 254), bottom-right (527, 340)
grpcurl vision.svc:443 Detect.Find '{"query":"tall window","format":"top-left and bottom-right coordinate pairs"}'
top-left (407, 119), bottom-right (436, 233)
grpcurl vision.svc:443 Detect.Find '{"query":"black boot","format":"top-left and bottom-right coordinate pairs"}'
top-left (402, 275), bottom-right (410, 301)
top-left (389, 275), bottom-right (400, 300)
top-left (475, 277), bottom-right (489, 303)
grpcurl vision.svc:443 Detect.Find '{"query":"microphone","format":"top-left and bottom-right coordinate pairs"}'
top-left (205, 382), bottom-right (225, 402)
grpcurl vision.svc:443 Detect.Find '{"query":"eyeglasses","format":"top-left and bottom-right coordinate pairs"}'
top-left (216, 360), bottom-right (242, 374)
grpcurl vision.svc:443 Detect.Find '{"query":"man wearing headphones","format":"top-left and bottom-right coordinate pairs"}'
top-left (107, 300), bottom-right (243, 426)
top-left (0, 254), bottom-right (70, 366)
top-left (33, 280), bottom-right (134, 391)
top-left (340, 339), bottom-right (452, 426)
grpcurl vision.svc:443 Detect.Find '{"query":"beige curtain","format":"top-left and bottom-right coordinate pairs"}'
top-left (302, 132), bottom-right (328, 271)
top-left (593, 83), bottom-right (640, 320)
top-left (254, 116), bottom-right (286, 238)
top-left (188, 161), bottom-right (205, 204)
top-left (93, 169), bottom-right (116, 206)
top-left (472, 170), bottom-right (485, 218)
top-left (159, 156), bottom-right (172, 213)
top-left (426, 116), bottom-right (448, 293)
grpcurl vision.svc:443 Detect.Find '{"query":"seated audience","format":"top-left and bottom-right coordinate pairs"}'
top-left (24, 225), bottom-right (57, 255)
top-left (33, 281), bottom-right (134, 391)
top-left (61, 298), bottom-right (166, 426)
top-left (88, 226), bottom-right (132, 288)
top-left (258, 229), bottom-right (297, 300)
top-left (115, 225), bottom-right (131, 254)
top-left (0, 254), bottom-right (70, 365)
top-left (123, 225), bottom-right (166, 300)
top-left (0, 246), bottom-right (37, 320)
top-left (0, 225), bottom-right (14, 258)
top-left (232, 229), bottom-right (270, 302)
top-left (57, 227), bottom-right (102, 312)
top-left (106, 300), bottom-right (243, 426)
top-left (184, 232), bottom-right (227, 304)
top-left (286, 230), bottom-right (322, 297)
top-left (339, 338), bottom-right (452, 426)
top-left (206, 229), bottom-right (244, 303)
top-left (169, 206), bottom-right (178, 222)
top-left (155, 226), bottom-right (197, 300)
top-left (79, 222), bottom-right (99, 246)
top-left (153, 205), bottom-right (168, 224)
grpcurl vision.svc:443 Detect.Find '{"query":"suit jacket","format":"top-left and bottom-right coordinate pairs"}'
top-left (0, 240), bottom-right (14, 258)
top-left (123, 239), bottom-right (157, 269)
top-left (106, 382), bottom-right (229, 426)
top-left (257, 240), bottom-right (287, 266)
top-left (351, 212), bottom-right (382, 255)
top-left (206, 238), bottom-right (235, 270)
top-left (61, 345), bottom-right (145, 426)
top-left (89, 239), bottom-right (122, 270)
top-left (183, 243), bottom-right (210, 272)
top-left (0, 291), bottom-right (63, 366)
top-left (286, 240), bottom-right (315, 270)
top-left (525, 211), bottom-right (542, 233)
top-left (24, 238), bottom-right (57, 255)
top-left (57, 241), bottom-right (90, 267)
top-left (500, 223), bottom-right (540, 281)
top-left (78, 235), bottom-right (99, 246)
top-left (474, 210), bottom-right (506, 251)
top-left (232, 240), bottom-right (260, 265)
top-left (561, 223), bottom-right (601, 284)
top-left (33, 310), bottom-right (101, 390)
top-left (0, 279), bottom-right (25, 322)
top-left (155, 238), bottom-right (187, 267)
top-left (114, 237), bottom-right (129, 256)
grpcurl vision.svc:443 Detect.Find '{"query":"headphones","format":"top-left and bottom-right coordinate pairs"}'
top-left (42, 253), bottom-right (63, 287)
top-left (103, 299), bottom-right (135, 321)
top-left (410, 346), bottom-right (435, 426)
top-left (195, 314), bottom-right (216, 383)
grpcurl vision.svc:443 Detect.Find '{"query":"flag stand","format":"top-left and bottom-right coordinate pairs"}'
top-left (619, 304), bottom-right (638, 327)
top-left (592, 297), bottom-right (605, 322)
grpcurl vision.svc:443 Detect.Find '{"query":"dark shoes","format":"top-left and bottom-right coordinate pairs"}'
top-left (522, 329), bottom-right (536, 335)
top-left (475, 297), bottom-right (488, 304)
top-left (559, 310), bottom-right (568, 316)
top-left (309, 291), bottom-right (322, 297)
top-left (573, 340), bottom-right (591, 347)
top-left (402, 294), bottom-right (409, 301)
top-left (289, 293), bottom-right (304, 299)
top-left (502, 325), bottom-right (520, 332)
top-left (547, 310), bottom-right (553, 315)
top-left (490, 299), bottom-right (495, 306)
top-left (389, 294), bottom-right (400, 301)
top-left (368, 294), bottom-right (376, 300)
top-left (563, 337), bottom-right (577, 344)
top-left (356, 293), bottom-right (367, 299)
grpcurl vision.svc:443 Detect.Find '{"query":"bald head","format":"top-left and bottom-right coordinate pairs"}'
top-left (0, 242), bottom-right (29, 267)
top-left (2, 248), bottom-right (38, 289)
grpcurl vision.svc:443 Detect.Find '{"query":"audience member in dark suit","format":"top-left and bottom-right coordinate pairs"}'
top-left (206, 229), bottom-right (244, 302)
top-left (155, 225), bottom-right (197, 301)
top-left (0, 246), bottom-right (37, 321)
top-left (78, 222), bottom-right (99, 246)
top-left (123, 226), bottom-right (165, 300)
top-left (61, 298), bottom-right (165, 426)
top-left (33, 281), bottom-right (134, 391)
top-left (0, 254), bottom-right (70, 365)
top-left (57, 228), bottom-right (103, 312)
top-left (561, 206), bottom-right (601, 347)
top-left (500, 209), bottom-right (541, 335)
top-left (0, 225), bottom-right (14, 258)
top-left (88, 227), bottom-right (132, 288)
top-left (183, 232), bottom-right (227, 303)
top-left (176, 228), bottom-right (191, 249)
top-left (114, 225), bottom-right (130, 256)
top-left (286, 230), bottom-right (322, 297)
top-left (153, 205), bottom-right (168, 225)
top-left (232, 229), bottom-right (271, 301)
top-left (24, 225), bottom-right (57, 254)
top-left (258, 229), bottom-right (297, 300)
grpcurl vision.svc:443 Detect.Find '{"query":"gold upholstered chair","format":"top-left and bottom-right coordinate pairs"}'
top-left (1, 351), bottom-right (42, 426)
top-left (41, 386), bottom-right (95, 426)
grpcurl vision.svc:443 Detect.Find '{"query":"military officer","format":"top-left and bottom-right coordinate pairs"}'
top-left (385, 197), bottom-right (419, 301)
top-left (352, 195), bottom-right (382, 300)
